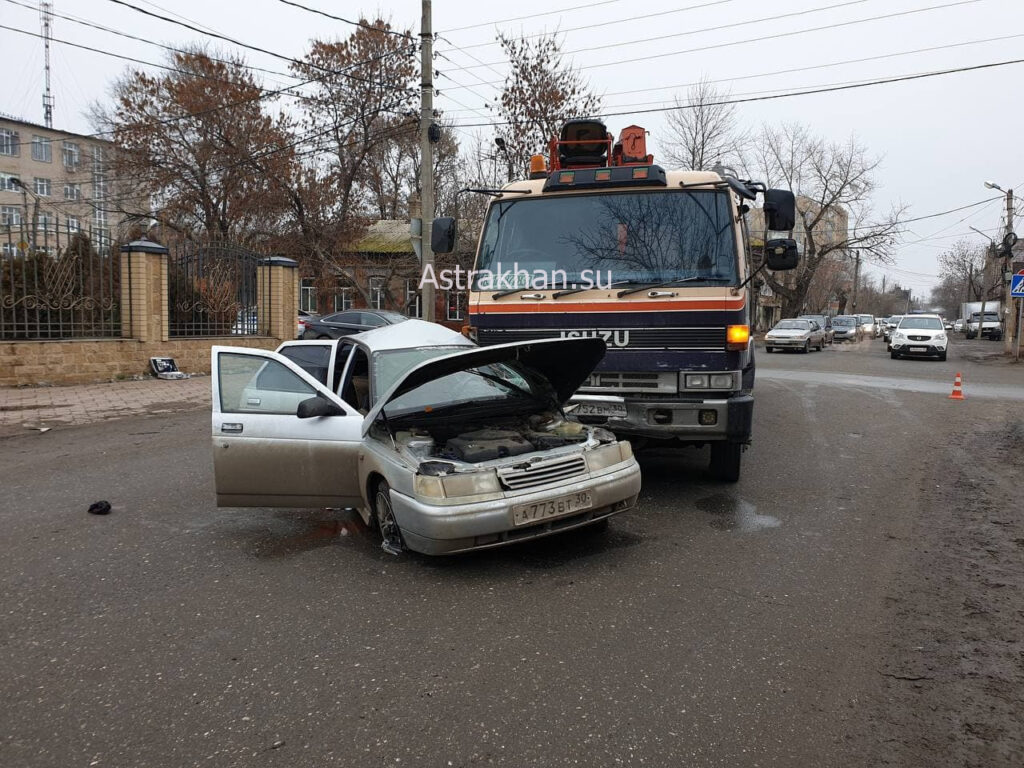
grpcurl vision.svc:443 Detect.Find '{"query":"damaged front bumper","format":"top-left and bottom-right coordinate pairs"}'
top-left (389, 459), bottom-right (641, 555)
top-left (569, 393), bottom-right (754, 443)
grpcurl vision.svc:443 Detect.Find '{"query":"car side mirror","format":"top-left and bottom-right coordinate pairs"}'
top-left (763, 188), bottom-right (796, 231)
top-left (431, 217), bottom-right (456, 254)
top-left (297, 395), bottom-right (346, 419)
top-left (764, 238), bottom-right (799, 271)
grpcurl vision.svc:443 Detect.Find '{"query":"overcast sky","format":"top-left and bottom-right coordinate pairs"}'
top-left (3, 0), bottom-right (1022, 298)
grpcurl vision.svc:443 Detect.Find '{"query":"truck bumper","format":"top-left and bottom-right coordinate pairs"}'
top-left (570, 393), bottom-right (754, 443)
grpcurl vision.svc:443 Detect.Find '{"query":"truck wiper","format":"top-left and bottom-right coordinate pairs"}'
top-left (491, 282), bottom-right (552, 299)
top-left (616, 276), bottom-right (731, 298)
top-left (552, 280), bottom-right (631, 299)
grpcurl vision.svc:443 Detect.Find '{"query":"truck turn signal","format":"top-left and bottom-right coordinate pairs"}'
top-left (726, 324), bottom-right (750, 350)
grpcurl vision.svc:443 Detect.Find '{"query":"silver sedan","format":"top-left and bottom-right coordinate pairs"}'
top-left (763, 318), bottom-right (826, 353)
top-left (210, 321), bottom-right (641, 556)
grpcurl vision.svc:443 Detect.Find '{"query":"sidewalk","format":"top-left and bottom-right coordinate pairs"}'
top-left (0, 375), bottom-right (210, 437)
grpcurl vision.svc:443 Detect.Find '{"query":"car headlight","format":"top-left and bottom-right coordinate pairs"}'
top-left (935, 333), bottom-right (947, 341)
top-left (586, 442), bottom-right (632, 471)
top-left (414, 470), bottom-right (502, 499)
top-left (894, 332), bottom-right (906, 341)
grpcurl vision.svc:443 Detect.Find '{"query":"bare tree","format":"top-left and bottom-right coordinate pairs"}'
top-left (491, 32), bottom-right (602, 179)
top-left (749, 123), bottom-right (906, 317)
top-left (663, 76), bottom-right (747, 171)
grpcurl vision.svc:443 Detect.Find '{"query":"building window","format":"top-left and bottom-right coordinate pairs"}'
top-left (1, 242), bottom-right (16, 257)
top-left (37, 213), bottom-right (53, 230)
top-left (62, 141), bottom-right (80, 168)
top-left (64, 183), bottom-right (81, 200)
top-left (369, 276), bottom-right (386, 310)
top-left (405, 279), bottom-right (422, 318)
top-left (66, 216), bottom-right (80, 233)
top-left (333, 286), bottom-right (353, 312)
top-left (0, 173), bottom-right (19, 192)
top-left (446, 291), bottom-right (466, 321)
top-left (0, 128), bottom-right (19, 156)
top-left (93, 208), bottom-right (108, 229)
top-left (31, 136), bottom-right (52, 163)
top-left (34, 178), bottom-right (51, 197)
top-left (1, 206), bottom-right (21, 227)
top-left (300, 278), bottom-right (316, 312)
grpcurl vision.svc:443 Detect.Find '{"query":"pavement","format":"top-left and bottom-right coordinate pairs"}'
top-left (0, 375), bottom-right (210, 437)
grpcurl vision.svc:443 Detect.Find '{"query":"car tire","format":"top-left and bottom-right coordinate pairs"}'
top-left (817, 339), bottom-right (824, 351)
top-left (373, 479), bottom-right (405, 555)
top-left (890, 350), bottom-right (899, 360)
top-left (939, 351), bottom-right (947, 361)
top-left (765, 346), bottom-right (773, 353)
top-left (801, 341), bottom-right (809, 354)
top-left (710, 441), bottom-right (742, 482)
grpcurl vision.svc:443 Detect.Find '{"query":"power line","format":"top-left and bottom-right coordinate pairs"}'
top-left (439, 0), bottom-right (626, 34)
top-left (445, 57), bottom-right (1024, 127)
top-left (447, 0), bottom-right (985, 76)
top-left (276, 0), bottom-right (414, 39)
top-left (437, 0), bottom-right (740, 51)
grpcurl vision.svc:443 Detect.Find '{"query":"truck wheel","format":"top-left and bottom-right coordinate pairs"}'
top-left (710, 442), bottom-right (742, 482)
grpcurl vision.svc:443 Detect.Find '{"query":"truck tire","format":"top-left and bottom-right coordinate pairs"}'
top-left (710, 441), bottom-right (742, 482)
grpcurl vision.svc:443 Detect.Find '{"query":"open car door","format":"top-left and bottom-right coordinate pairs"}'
top-left (211, 346), bottom-right (363, 508)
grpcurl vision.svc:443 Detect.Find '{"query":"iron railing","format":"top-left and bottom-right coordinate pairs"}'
top-left (1, 218), bottom-right (121, 340)
top-left (167, 238), bottom-right (264, 337)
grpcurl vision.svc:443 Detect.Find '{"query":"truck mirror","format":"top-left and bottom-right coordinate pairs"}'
top-left (764, 238), bottom-right (799, 271)
top-left (431, 217), bottom-right (456, 254)
top-left (763, 189), bottom-right (796, 231)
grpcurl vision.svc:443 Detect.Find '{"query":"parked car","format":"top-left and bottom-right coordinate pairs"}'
top-left (953, 318), bottom-right (966, 333)
top-left (297, 309), bottom-right (320, 339)
top-left (210, 320), bottom-right (642, 556)
top-left (831, 315), bottom-right (862, 342)
top-left (856, 314), bottom-right (877, 338)
top-left (889, 314), bottom-right (948, 361)
top-left (798, 314), bottom-right (833, 344)
top-left (300, 309), bottom-right (408, 339)
top-left (942, 318), bottom-right (953, 331)
top-left (763, 318), bottom-right (826, 353)
top-left (883, 315), bottom-right (903, 344)
top-left (231, 307), bottom-right (259, 335)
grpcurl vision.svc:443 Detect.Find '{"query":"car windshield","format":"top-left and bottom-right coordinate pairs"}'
top-left (833, 317), bottom-right (856, 326)
top-left (858, 315), bottom-right (873, 323)
top-left (899, 317), bottom-right (943, 330)
top-left (475, 190), bottom-right (738, 288)
top-left (374, 349), bottom-right (544, 415)
top-left (800, 315), bottom-right (826, 324)
top-left (971, 313), bottom-right (999, 322)
top-left (774, 320), bottom-right (810, 330)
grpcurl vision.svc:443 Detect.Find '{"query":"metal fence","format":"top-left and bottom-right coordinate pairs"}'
top-left (1, 218), bottom-right (121, 340)
top-left (167, 238), bottom-right (264, 337)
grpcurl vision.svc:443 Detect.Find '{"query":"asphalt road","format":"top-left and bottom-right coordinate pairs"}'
top-left (2, 335), bottom-right (1022, 767)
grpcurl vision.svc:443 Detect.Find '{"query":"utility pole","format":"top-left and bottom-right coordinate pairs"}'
top-left (1003, 188), bottom-right (1015, 355)
top-left (419, 0), bottom-right (436, 322)
top-left (850, 249), bottom-right (861, 313)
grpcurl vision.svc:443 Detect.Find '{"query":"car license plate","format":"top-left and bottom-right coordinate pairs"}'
top-left (910, 346), bottom-right (927, 352)
top-left (512, 491), bottom-right (593, 526)
top-left (575, 402), bottom-right (627, 418)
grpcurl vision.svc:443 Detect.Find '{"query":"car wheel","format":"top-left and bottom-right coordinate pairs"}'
top-left (801, 341), bottom-right (809, 354)
top-left (373, 479), bottom-right (404, 555)
top-left (765, 346), bottom-right (773, 353)
top-left (939, 351), bottom-right (947, 362)
top-left (709, 441), bottom-right (742, 482)
top-left (890, 350), bottom-right (899, 360)
top-left (817, 339), bottom-right (824, 351)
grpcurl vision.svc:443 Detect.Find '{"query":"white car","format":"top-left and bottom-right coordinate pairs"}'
top-left (210, 321), bottom-right (641, 555)
top-left (889, 314), bottom-right (948, 361)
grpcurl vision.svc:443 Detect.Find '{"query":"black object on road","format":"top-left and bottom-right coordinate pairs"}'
top-left (88, 501), bottom-right (111, 515)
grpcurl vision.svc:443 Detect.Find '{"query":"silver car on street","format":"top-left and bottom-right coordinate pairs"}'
top-left (763, 318), bottom-right (826, 353)
top-left (210, 321), bottom-right (641, 555)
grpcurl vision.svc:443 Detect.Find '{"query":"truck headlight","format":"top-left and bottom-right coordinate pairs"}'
top-left (710, 374), bottom-right (734, 389)
top-left (684, 374), bottom-right (709, 388)
top-left (586, 442), bottom-right (631, 471)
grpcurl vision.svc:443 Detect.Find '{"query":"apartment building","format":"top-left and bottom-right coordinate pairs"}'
top-left (0, 116), bottom-right (130, 256)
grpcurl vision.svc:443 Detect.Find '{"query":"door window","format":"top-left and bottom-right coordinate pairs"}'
top-left (218, 352), bottom-right (317, 414)
top-left (279, 345), bottom-right (333, 386)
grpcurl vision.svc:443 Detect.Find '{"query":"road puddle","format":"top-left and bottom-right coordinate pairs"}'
top-left (695, 493), bottom-right (781, 532)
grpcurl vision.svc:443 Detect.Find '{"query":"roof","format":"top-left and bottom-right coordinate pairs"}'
top-left (0, 115), bottom-right (113, 145)
top-left (353, 220), bottom-right (415, 254)
top-left (349, 319), bottom-right (471, 352)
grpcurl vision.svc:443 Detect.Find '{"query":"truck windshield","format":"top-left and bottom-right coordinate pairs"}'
top-left (475, 190), bottom-right (738, 289)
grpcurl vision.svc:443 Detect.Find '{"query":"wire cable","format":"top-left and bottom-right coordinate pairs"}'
top-left (439, 0), bottom-right (626, 34)
top-left (276, 0), bottom-right (414, 40)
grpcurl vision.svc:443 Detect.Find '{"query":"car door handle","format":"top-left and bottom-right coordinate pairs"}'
top-left (221, 423), bottom-right (243, 434)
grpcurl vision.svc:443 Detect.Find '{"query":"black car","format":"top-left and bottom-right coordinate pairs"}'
top-left (300, 309), bottom-right (408, 339)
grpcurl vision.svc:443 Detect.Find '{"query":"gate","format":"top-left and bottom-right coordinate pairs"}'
top-left (167, 238), bottom-right (264, 337)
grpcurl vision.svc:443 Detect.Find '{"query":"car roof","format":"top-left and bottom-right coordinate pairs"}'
top-left (348, 318), bottom-right (472, 352)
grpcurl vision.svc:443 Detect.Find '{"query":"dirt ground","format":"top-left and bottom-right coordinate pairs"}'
top-left (856, 418), bottom-right (1024, 766)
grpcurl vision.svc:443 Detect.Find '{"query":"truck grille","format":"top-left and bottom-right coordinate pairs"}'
top-left (475, 327), bottom-right (726, 350)
top-left (497, 455), bottom-right (588, 491)
top-left (579, 371), bottom-right (677, 393)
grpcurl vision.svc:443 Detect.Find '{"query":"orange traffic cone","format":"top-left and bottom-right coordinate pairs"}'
top-left (948, 372), bottom-right (965, 400)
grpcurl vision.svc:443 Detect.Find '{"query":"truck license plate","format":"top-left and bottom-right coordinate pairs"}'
top-left (575, 402), bottom-right (627, 418)
top-left (512, 491), bottom-right (593, 526)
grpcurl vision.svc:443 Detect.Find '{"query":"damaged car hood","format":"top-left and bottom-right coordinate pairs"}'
top-left (363, 337), bottom-right (607, 432)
